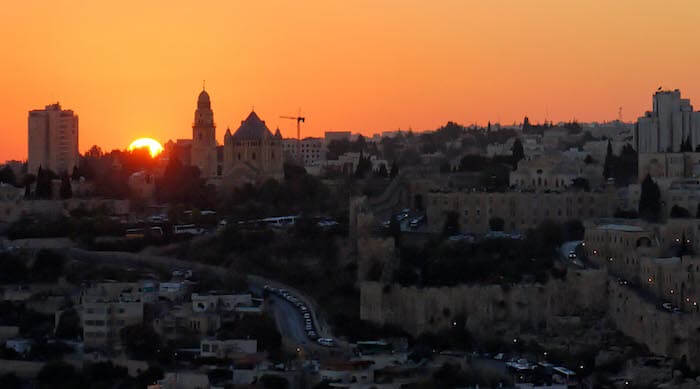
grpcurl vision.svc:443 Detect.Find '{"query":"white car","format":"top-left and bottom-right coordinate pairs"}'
top-left (317, 338), bottom-right (336, 347)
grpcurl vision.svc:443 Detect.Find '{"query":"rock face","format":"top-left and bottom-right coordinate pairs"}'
top-left (360, 268), bottom-right (607, 336)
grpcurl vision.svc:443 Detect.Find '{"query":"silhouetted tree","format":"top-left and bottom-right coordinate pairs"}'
top-left (23, 174), bottom-right (35, 198)
top-left (156, 157), bottom-right (211, 207)
top-left (442, 211), bottom-right (460, 237)
top-left (120, 324), bottom-right (162, 360)
top-left (603, 140), bottom-right (613, 179)
top-left (0, 166), bottom-right (16, 186)
top-left (0, 373), bottom-right (22, 389)
top-left (55, 308), bottom-right (81, 339)
top-left (389, 160), bottom-right (399, 179)
top-left (639, 174), bottom-right (661, 222)
top-left (35, 166), bottom-right (54, 199)
top-left (563, 219), bottom-right (585, 241)
top-left (670, 205), bottom-right (691, 218)
top-left (32, 249), bottom-right (65, 282)
top-left (511, 138), bottom-right (525, 169)
top-left (260, 374), bottom-right (289, 389)
top-left (681, 136), bottom-right (693, 152)
top-left (59, 173), bottom-right (72, 199)
top-left (376, 163), bottom-right (388, 178)
top-left (37, 361), bottom-right (85, 389)
top-left (389, 214), bottom-right (401, 247)
top-left (489, 217), bottom-right (505, 231)
top-left (354, 151), bottom-right (372, 179)
top-left (571, 177), bottom-right (590, 192)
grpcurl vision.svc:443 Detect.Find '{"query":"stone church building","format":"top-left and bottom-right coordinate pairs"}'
top-left (189, 88), bottom-right (283, 186)
top-left (223, 111), bottom-right (284, 184)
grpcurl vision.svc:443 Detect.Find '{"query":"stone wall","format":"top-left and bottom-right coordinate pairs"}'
top-left (360, 268), bottom-right (607, 336)
top-left (608, 280), bottom-right (700, 369)
top-left (361, 271), bottom-right (700, 369)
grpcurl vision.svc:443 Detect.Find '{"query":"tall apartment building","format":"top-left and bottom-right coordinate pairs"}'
top-left (634, 89), bottom-right (700, 153)
top-left (28, 103), bottom-right (79, 175)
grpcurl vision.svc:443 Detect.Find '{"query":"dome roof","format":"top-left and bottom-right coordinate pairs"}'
top-left (197, 89), bottom-right (211, 109)
top-left (232, 111), bottom-right (273, 140)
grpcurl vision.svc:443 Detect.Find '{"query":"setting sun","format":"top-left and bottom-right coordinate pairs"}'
top-left (128, 138), bottom-right (163, 158)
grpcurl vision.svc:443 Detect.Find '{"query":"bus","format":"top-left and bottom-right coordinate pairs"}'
top-left (173, 224), bottom-right (205, 235)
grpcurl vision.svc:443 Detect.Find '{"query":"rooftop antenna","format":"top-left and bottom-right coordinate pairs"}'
top-left (203, 80), bottom-right (206, 91)
top-left (618, 106), bottom-right (623, 122)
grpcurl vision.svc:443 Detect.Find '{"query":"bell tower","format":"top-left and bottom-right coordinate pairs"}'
top-left (191, 86), bottom-right (217, 178)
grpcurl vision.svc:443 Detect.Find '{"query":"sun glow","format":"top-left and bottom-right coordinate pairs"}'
top-left (128, 138), bottom-right (164, 157)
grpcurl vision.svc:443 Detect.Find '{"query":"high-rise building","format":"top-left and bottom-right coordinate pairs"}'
top-left (27, 103), bottom-right (79, 175)
top-left (634, 89), bottom-right (700, 153)
top-left (191, 89), bottom-right (218, 178)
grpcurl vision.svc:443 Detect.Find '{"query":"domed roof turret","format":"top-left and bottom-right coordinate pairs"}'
top-left (232, 111), bottom-right (273, 140)
top-left (197, 89), bottom-right (211, 109)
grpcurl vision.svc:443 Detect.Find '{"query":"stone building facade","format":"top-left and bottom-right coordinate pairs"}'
top-left (426, 190), bottom-right (618, 234)
top-left (222, 111), bottom-right (284, 185)
top-left (190, 89), bottom-right (219, 178)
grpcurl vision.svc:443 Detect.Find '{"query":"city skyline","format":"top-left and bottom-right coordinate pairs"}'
top-left (2, 1), bottom-right (700, 160)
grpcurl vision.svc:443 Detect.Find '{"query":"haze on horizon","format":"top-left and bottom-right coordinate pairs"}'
top-left (1, 0), bottom-right (699, 161)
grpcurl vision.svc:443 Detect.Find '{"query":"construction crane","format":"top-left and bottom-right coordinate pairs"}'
top-left (280, 112), bottom-right (306, 164)
top-left (280, 113), bottom-right (305, 140)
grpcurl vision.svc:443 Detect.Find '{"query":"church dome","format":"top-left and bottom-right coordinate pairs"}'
top-left (232, 111), bottom-right (273, 140)
top-left (197, 89), bottom-right (211, 109)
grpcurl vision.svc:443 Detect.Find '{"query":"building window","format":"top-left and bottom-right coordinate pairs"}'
top-left (237, 153), bottom-right (241, 160)
top-left (252, 152), bottom-right (256, 160)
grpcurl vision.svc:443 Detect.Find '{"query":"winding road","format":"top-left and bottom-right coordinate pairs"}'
top-left (67, 248), bottom-right (341, 351)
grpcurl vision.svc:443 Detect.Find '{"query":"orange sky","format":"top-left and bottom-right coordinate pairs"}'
top-left (1, 0), bottom-right (700, 161)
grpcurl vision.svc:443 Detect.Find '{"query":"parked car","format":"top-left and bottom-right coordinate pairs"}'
top-left (409, 216), bottom-right (425, 229)
top-left (317, 338), bottom-right (336, 347)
